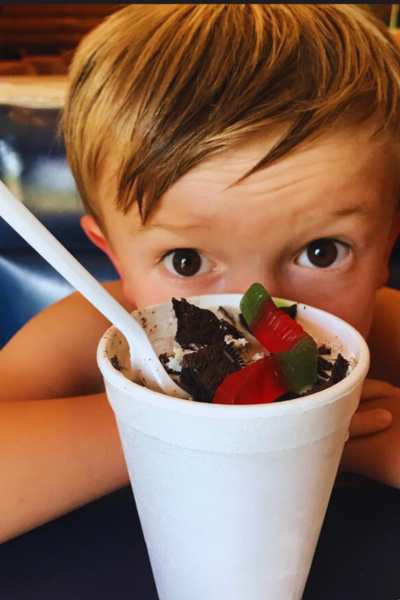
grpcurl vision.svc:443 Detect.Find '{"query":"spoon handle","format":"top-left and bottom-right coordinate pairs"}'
top-left (0, 180), bottom-right (149, 346)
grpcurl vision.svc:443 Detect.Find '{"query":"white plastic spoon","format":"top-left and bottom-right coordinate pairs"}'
top-left (0, 179), bottom-right (189, 399)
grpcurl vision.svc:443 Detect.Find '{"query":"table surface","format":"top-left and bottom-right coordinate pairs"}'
top-left (1, 480), bottom-right (399, 599)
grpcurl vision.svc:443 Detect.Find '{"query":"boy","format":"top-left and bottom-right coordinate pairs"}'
top-left (1, 4), bottom-right (400, 543)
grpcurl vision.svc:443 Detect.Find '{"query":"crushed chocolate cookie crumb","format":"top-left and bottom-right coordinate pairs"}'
top-left (318, 345), bottom-right (331, 355)
top-left (159, 352), bottom-right (179, 374)
top-left (317, 355), bottom-right (334, 379)
top-left (218, 306), bottom-right (236, 326)
top-left (309, 378), bottom-right (332, 393)
top-left (330, 353), bottom-right (349, 384)
top-left (280, 304), bottom-right (297, 319)
top-left (317, 368), bottom-right (330, 380)
top-left (279, 375), bottom-right (332, 401)
top-left (111, 355), bottom-right (122, 371)
top-left (318, 356), bottom-right (333, 371)
top-left (278, 391), bottom-right (299, 402)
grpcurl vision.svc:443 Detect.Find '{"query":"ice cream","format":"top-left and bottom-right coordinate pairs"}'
top-left (157, 283), bottom-right (350, 405)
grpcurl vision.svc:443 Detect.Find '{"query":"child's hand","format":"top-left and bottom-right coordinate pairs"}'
top-left (348, 379), bottom-right (393, 437)
top-left (341, 379), bottom-right (400, 487)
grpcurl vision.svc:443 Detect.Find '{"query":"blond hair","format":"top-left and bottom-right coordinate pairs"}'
top-left (62, 4), bottom-right (400, 221)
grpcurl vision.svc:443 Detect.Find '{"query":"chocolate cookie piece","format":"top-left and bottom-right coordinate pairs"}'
top-left (180, 342), bottom-right (242, 402)
top-left (172, 298), bottom-right (241, 349)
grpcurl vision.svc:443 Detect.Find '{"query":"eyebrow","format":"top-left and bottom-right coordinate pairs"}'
top-left (136, 221), bottom-right (209, 233)
top-left (329, 204), bottom-right (370, 218)
top-left (136, 202), bottom-right (371, 235)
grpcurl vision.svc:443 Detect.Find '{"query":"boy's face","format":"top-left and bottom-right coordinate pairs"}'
top-left (84, 124), bottom-right (400, 339)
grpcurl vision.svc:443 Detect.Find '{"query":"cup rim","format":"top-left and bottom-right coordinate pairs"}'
top-left (97, 295), bottom-right (370, 418)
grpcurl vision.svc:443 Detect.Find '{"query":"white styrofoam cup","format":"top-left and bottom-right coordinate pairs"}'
top-left (97, 294), bottom-right (370, 600)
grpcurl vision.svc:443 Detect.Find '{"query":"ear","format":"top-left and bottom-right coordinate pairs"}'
top-left (80, 215), bottom-right (123, 278)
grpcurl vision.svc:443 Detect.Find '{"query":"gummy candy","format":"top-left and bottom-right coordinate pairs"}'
top-left (240, 283), bottom-right (318, 395)
top-left (213, 284), bottom-right (318, 404)
top-left (213, 354), bottom-right (287, 405)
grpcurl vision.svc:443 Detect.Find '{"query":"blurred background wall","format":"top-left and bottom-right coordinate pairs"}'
top-left (0, 4), bottom-right (396, 71)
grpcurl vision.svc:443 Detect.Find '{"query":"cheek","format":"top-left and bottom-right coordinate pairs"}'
top-left (109, 238), bottom-right (165, 307)
top-left (303, 247), bottom-right (388, 336)
top-left (328, 294), bottom-right (375, 338)
top-left (119, 266), bottom-right (177, 309)
top-left (288, 269), bottom-right (381, 338)
top-left (306, 279), bottom-right (377, 338)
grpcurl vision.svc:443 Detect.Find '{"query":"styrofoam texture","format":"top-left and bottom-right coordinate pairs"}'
top-left (97, 294), bottom-right (370, 600)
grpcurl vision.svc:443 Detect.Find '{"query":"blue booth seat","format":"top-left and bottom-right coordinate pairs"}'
top-left (0, 215), bottom-right (117, 348)
top-left (0, 102), bottom-right (117, 348)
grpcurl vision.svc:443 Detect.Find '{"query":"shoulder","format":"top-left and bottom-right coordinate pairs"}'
top-left (0, 280), bottom-right (136, 400)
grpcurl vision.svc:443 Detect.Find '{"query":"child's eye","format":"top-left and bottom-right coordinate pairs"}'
top-left (296, 238), bottom-right (350, 269)
top-left (161, 248), bottom-right (211, 277)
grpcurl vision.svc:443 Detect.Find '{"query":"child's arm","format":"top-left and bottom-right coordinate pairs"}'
top-left (1, 393), bottom-right (128, 543)
top-left (0, 281), bottom-right (129, 401)
top-left (341, 378), bottom-right (400, 486)
top-left (0, 281), bottom-right (133, 542)
top-left (340, 286), bottom-right (400, 486)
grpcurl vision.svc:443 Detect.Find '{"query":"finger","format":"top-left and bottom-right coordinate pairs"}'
top-left (359, 379), bottom-right (398, 403)
top-left (349, 408), bottom-right (392, 437)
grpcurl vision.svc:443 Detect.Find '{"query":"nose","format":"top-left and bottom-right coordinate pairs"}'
top-left (223, 266), bottom-right (283, 299)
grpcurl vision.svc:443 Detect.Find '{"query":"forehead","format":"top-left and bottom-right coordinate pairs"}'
top-left (159, 123), bottom-right (397, 219)
top-left (100, 123), bottom-right (399, 231)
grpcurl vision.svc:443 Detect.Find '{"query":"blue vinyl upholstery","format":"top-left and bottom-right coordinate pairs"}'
top-left (0, 103), bottom-right (117, 348)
